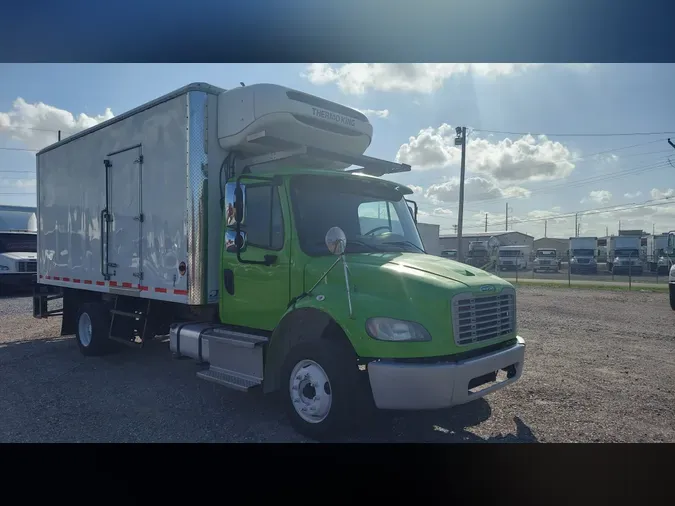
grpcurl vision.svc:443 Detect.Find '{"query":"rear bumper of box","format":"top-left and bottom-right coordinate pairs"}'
top-left (367, 336), bottom-right (525, 410)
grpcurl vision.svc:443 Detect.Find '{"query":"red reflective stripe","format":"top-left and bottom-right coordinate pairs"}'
top-left (84, 280), bottom-right (92, 285)
top-left (109, 281), bottom-right (118, 287)
top-left (73, 279), bottom-right (80, 283)
top-left (96, 281), bottom-right (105, 286)
top-left (155, 287), bottom-right (167, 293)
top-left (122, 282), bottom-right (133, 288)
top-left (45, 275), bottom-right (51, 280)
top-left (53, 276), bottom-right (60, 281)
top-left (39, 274), bottom-right (43, 279)
top-left (174, 289), bottom-right (188, 295)
top-left (62, 277), bottom-right (70, 282)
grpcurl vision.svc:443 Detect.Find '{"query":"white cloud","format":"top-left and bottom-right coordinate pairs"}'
top-left (425, 176), bottom-right (530, 204)
top-left (588, 190), bottom-right (612, 204)
top-left (624, 191), bottom-right (642, 199)
top-left (650, 188), bottom-right (675, 200)
top-left (396, 124), bottom-right (575, 183)
top-left (0, 98), bottom-right (114, 150)
top-left (302, 63), bottom-right (593, 95)
top-left (353, 107), bottom-right (389, 119)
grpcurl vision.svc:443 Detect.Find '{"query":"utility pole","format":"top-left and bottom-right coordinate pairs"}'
top-left (544, 220), bottom-right (547, 238)
top-left (574, 213), bottom-right (578, 237)
top-left (455, 127), bottom-right (467, 262)
top-left (484, 213), bottom-right (488, 232)
top-left (605, 226), bottom-right (608, 237)
top-left (505, 203), bottom-right (509, 231)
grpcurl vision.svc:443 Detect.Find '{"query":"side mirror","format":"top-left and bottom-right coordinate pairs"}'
top-left (225, 182), bottom-right (246, 226)
top-left (325, 226), bottom-right (347, 255)
top-left (225, 229), bottom-right (247, 253)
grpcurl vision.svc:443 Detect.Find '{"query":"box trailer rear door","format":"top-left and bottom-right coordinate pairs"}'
top-left (104, 146), bottom-right (143, 286)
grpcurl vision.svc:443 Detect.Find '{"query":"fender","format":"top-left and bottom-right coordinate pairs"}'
top-left (262, 301), bottom-right (353, 394)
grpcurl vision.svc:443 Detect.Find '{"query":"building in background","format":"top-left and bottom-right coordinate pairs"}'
top-left (439, 231), bottom-right (534, 254)
top-left (417, 222), bottom-right (441, 255)
top-left (533, 237), bottom-right (568, 256)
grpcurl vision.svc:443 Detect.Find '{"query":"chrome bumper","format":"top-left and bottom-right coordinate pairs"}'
top-left (367, 336), bottom-right (525, 410)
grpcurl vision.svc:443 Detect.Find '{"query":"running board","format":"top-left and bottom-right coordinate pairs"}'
top-left (170, 323), bottom-right (269, 392)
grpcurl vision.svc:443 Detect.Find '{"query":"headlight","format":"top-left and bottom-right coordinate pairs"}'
top-left (570, 258), bottom-right (577, 263)
top-left (589, 258), bottom-right (597, 264)
top-left (0, 265), bottom-right (9, 271)
top-left (366, 318), bottom-right (431, 342)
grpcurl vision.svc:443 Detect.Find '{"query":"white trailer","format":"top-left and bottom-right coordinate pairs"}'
top-left (569, 237), bottom-right (597, 274)
top-left (646, 234), bottom-right (671, 274)
top-left (416, 222), bottom-right (440, 256)
top-left (607, 236), bottom-right (642, 275)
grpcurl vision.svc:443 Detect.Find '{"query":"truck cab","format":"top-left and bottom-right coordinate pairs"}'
top-left (0, 231), bottom-right (37, 293)
top-left (497, 245), bottom-right (529, 271)
top-left (466, 241), bottom-right (490, 269)
top-left (533, 248), bottom-right (559, 273)
top-left (569, 237), bottom-right (598, 275)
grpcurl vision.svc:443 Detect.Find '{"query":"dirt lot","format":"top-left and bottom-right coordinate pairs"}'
top-left (0, 287), bottom-right (673, 442)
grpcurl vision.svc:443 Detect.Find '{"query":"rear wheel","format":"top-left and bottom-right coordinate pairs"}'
top-left (76, 302), bottom-right (115, 356)
top-left (281, 339), bottom-right (372, 440)
top-left (669, 284), bottom-right (675, 311)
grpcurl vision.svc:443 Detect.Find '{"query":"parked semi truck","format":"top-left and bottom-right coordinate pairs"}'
top-left (466, 241), bottom-right (491, 269)
top-left (569, 237), bottom-right (597, 274)
top-left (31, 83), bottom-right (525, 439)
top-left (607, 236), bottom-right (642, 275)
top-left (0, 207), bottom-right (38, 294)
top-left (646, 233), bottom-right (671, 275)
top-left (533, 248), bottom-right (559, 273)
top-left (497, 245), bottom-right (530, 271)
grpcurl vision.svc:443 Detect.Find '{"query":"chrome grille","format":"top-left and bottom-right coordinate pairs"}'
top-left (17, 260), bottom-right (37, 273)
top-left (452, 288), bottom-right (516, 346)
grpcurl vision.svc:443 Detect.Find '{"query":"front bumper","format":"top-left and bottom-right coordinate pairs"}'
top-left (367, 336), bottom-right (525, 410)
top-left (570, 263), bottom-right (597, 272)
top-left (612, 265), bottom-right (642, 275)
top-left (0, 273), bottom-right (36, 286)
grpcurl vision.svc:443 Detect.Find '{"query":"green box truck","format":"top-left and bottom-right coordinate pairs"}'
top-left (32, 83), bottom-right (525, 439)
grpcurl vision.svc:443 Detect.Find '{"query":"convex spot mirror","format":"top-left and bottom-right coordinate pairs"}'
top-left (325, 227), bottom-right (347, 255)
top-left (225, 229), bottom-right (247, 253)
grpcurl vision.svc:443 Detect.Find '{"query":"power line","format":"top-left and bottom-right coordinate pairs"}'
top-left (471, 129), bottom-right (675, 138)
top-left (0, 125), bottom-right (59, 133)
top-left (462, 198), bottom-right (675, 231)
top-left (0, 147), bottom-right (38, 152)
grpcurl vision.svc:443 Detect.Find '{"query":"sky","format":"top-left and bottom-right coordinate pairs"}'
top-left (1, 63), bottom-right (674, 238)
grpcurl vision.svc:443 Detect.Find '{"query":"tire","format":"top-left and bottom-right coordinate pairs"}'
top-left (75, 302), bottom-right (114, 356)
top-left (280, 339), bottom-right (372, 440)
top-left (670, 284), bottom-right (675, 311)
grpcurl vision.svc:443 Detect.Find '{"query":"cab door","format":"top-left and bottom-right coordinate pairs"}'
top-left (219, 180), bottom-right (291, 331)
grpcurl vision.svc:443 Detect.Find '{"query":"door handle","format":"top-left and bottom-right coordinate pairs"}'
top-left (223, 269), bottom-right (235, 295)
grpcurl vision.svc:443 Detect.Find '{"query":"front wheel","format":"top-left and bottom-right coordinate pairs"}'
top-left (670, 284), bottom-right (675, 311)
top-left (281, 340), bottom-right (372, 440)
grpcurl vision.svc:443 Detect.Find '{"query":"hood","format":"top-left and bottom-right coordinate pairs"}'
top-left (0, 252), bottom-right (37, 261)
top-left (305, 252), bottom-right (500, 291)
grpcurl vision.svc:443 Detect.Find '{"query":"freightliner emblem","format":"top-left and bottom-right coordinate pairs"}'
top-left (479, 285), bottom-right (496, 292)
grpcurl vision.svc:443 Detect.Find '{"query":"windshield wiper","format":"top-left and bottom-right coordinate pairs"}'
top-left (313, 239), bottom-right (380, 253)
top-left (381, 240), bottom-right (426, 253)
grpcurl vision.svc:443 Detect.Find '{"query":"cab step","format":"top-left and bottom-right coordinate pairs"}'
top-left (196, 369), bottom-right (261, 392)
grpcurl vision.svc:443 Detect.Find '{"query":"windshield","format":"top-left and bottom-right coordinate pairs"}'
top-left (291, 174), bottom-right (425, 256)
top-left (616, 248), bottom-right (639, 257)
top-left (499, 250), bottom-right (523, 257)
top-left (572, 249), bottom-right (594, 257)
top-left (536, 250), bottom-right (556, 257)
top-left (0, 233), bottom-right (37, 253)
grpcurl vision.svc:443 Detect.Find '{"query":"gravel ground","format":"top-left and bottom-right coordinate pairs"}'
top-left (0, 287), bottom-right (673, 443)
